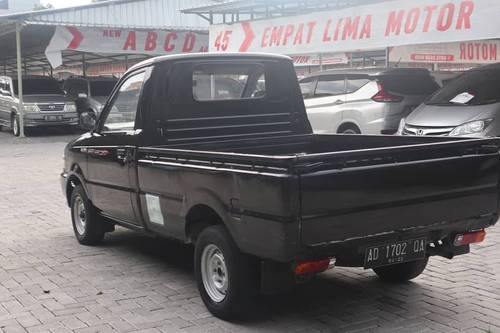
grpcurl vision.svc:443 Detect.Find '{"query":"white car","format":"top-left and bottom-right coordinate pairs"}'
top-left (300, 68), bottom-right (439, 135)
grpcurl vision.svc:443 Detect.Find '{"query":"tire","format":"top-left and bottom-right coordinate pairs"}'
top-left (70, 185), bottom-right (105, 245)
top-left (11, 114), bottom-right (20, 137)
top-left (373, 257), bottom-right (429, 283)
top-left (338, 124), bottom-right (361, 135)
top-left (194, 225), bottom-right (259, 320)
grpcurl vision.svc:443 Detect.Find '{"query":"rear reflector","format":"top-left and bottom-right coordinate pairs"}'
top-left (294, 258), bottom-right (333, 275)
top-left (453, 230), bottom-right (486, 246)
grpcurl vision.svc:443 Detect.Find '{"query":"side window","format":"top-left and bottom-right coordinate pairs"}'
top-left (314, 75), bottom-right (346, 97)
top-left (299, 77), bottom-right (316, 98)
top-left (346, 76), bottom-right (371, 93)
top-left (192, 63), bottom-right (266, 101)
top-left (102, 72), bottom-right (145, 132)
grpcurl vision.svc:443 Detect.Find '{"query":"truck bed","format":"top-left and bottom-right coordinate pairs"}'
top-left (138, 134), bottom-right (500, 261)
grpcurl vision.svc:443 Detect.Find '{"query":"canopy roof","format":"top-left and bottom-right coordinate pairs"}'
top-left (0, 0), bottom-right (216, 30)
top-left (0, 0), bottom-right (220, 76)
top-left (182, 0), bottom-right (391, 24)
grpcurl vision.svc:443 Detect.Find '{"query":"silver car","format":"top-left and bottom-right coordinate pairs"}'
top-left (401, 64), bottom-right (500, 137)
top-left (0, 75), bottom-right (78, 136)
top-left (300, 68), bottom-right (439, 135)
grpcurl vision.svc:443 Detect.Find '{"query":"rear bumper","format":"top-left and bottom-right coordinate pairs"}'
top-left (24, 112), bottom-right (79, 127)
top-left (300, 215), bottom-right (497, 266)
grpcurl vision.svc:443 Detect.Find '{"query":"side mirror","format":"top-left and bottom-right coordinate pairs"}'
top-left (78, 93), bottom-right (88, 99)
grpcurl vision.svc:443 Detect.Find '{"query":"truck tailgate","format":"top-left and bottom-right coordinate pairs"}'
top-left (299, 139), bottom-right (500, 246)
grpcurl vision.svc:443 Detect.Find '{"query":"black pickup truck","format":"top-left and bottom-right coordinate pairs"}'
top-left (61, 53), bottom-right (500, 320)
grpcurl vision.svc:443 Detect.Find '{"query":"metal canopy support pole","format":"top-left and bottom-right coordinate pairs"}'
top-left (319, 53), bottom-right (323, 71)
top-left (15, 21), bottom-right (25, 138)
top-left (385, 47), bottom-right (390, 68)
top-left (82, 53), bottom-right (87, 77)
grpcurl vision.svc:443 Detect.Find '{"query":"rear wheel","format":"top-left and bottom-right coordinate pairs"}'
top-left (338, 124), bottom-right (361, 135)
top-left (373, 257), bottom-right (429, 283)
top-left (70, 185), bottom-right (105, 245)
top-left (194, 225), bottom-right (259, 320)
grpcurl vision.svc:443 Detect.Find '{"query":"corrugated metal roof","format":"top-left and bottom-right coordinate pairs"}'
top-left (183, 0), bottom-right (391, 14)
top-left (0, 0), bottom-right (223, 30)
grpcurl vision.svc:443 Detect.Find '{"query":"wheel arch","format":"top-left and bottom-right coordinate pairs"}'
top-left (65, 164), bottom-right (90, 206)
top-left (185, 203), bottom-right (224, 244)
top-left (337, 121), bottom-right (362, 134)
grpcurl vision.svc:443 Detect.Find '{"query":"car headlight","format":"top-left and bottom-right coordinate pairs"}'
top-left (65, 103), bottom-right (77, 112)
top-left (449, 119), bottom-right (493, 136)
top-left (396, 118), bottom-right (406, 135)
top-left (23, 104), bottom-right (40, 113)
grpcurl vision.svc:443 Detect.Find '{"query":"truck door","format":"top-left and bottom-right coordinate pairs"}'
top-left (83, 71), bottom-right (147, 226)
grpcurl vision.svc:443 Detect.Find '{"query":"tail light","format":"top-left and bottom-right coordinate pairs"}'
top-left (294, 258), bottom-right (334, 275)
top-left (453, 230), bottom-right (486, 246)
top-left (372, 82), bottom-right (403, 103)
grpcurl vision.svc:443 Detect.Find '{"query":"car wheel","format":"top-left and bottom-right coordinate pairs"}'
top-left (11, 115), bottom-right (20, 137)
top-left (338, 124), bottom-right (361, 135)
top-left (373, 257), bottom-right (429, 283)
top-left (70, 185), bottom-right (105, 245)
top-left (195, 225), bottom-right (259, 320)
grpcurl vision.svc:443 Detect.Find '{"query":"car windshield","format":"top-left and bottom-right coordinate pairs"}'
top-left (90, 80), bottom-right (118, 97)
top-left (13, 78), bottom-right (64, 95)
top-left (426, 69), bottom-right (500, 106)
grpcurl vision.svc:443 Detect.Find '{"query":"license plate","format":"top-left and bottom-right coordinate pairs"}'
top-left (364, 238), bottom-right (426, 269)
top-left (45, 115), bottom-right (63, 121)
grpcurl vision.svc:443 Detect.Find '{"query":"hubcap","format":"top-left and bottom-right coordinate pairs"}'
top-left (201, 244), bottom-right (228, 303)
top-left (73, 196), bottom-right (87, 235)
top-left (13, 118), bottom-right (18, 135)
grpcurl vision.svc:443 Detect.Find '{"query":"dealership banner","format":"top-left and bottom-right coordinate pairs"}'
top-left (209, 0), bottom-right (500, 54)
top-left (45, 26), bottom-right (208, 68)
top-left (390, 39), bottom-right (500, 64)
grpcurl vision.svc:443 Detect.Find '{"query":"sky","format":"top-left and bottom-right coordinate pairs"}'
top-left (41, 0), bottom-right (92, 8)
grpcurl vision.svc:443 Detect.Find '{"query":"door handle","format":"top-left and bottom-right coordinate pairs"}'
top-left (117, 148), bottom-right (134, 165)
top-left (333, 99), bottom-right (344, 105)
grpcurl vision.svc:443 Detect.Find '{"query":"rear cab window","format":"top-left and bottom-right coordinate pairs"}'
top-left (427, 69), bottom-right (500, 106)
top-left (193, 64), bottom-right (266, 101)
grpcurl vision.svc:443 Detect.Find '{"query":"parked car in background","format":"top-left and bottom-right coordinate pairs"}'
top-left (299, 68), bottom-right (440, 135)
top-left (431, 71), bottom-right (463, 87)
top-left (400, 63), bottom-right (500, 137)
top-left (63, 76), bottom-right (118, 128)
top-left (0, 75), bottom-right (78, 136)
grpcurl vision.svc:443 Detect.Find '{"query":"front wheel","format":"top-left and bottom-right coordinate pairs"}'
top-left (70, 185), bottom-right (105, 245)
top-left (373, 257), bottom-right (429, 283)
top-left (11, 115), bottom-right (21, 137)
top-left (194, 225), bottom-right (259, 320)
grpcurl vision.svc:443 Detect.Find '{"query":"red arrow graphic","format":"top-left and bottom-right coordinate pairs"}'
top-left (239, 22), bottom-right (255, 52)
top-left (66, 26), bottom-right (84, 49)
